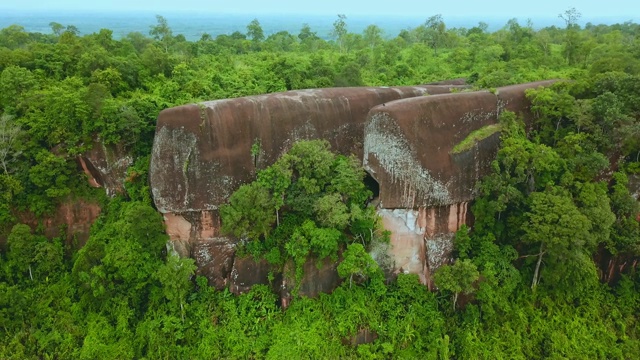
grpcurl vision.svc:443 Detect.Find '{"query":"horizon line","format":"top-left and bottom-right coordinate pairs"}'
top-left (0, 9), bottom-right (636, 20)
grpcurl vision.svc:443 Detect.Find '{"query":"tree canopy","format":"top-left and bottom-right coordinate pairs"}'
top-left (0, 11), bottom-right (640, 359)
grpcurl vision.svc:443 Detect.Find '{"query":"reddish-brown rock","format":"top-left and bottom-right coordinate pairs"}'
top-left (149, 84), bottom-right (467, 290)
top-left (80, 139), bottom-right (133, 197)
top-left (149, 81), bottom-right (556, 292)
top-left (192, 239), bottom-right (237, 289)
top-left (428, 78), bottom-right (467, 86)
top-left (229, 256), bottom-right (275, 295)
top-left (17, 199), bottom-right (102, 248)
top-left (150, 85), bottom-right (467, 215)
top-left (363, 81), bottom-right (557, 284)
top-left (364, 91), bottom-right (498, 209)
top-left (496, 80), bottom-right (559, 126)
top-left (280, 255), bottom-right (342, 307)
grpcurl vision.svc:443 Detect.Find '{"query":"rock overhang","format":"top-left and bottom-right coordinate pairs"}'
top-left (363, 80), bottom-right (560, 209)
top-left (150, 85), bottom-right (468, 214)
top-left (147, 79), bottom-right (561, 290)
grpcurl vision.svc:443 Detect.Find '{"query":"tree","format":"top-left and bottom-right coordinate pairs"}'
top-left (331, 14), bottom-right (348, 52)
top-left (221, 140), bottom-right (376, 280)
top-left (423, 14), bottom-right (446, 55)
top-left (0, 114), bottom-right (22, 174)
top-left (0, 25), bottom-right (29, 49)
top-left (72, 202), bottom-right (168, 313)
top-left (6, 224), bottom-right (38, 281)
top-left (155, 253), bottom-right (197, 322)
top-left (49, 22), bottom-right (64, 36)
top-left (363, 25), bottom-right (383, 52)
top-left (220, 182), bottom-right (277, 240)
top-left (559, 7), bottom-right (582, 64)
top-left (337, 243), bottom-right (383, 288)
top-left (298, 23), bottom-right (317, 42)
top-left (5, 224), bottom-right (63, 283)
top-left (246, 18), bottom-right (264, 43)
top-left (0, 65), bottom-right (37, 112)
top-left (522, 188), bottom-right (592, 290)
top-left (559, 7), bottom-right (581, 28)
top-left (64, 25), bottom-right (80, 36)
top-left (433, 259), bottom-right (479, 310)
top-left (149, 15), bottom-right (173, 52)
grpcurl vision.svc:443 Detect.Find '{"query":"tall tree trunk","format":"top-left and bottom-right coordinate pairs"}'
top-left (531, 243), bottom-right (545, 289)
top-left (180, 302), bottom-right (185, 323)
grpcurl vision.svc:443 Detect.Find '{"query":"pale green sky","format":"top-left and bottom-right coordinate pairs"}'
top-left (1, 0), bottom-right (637, 18)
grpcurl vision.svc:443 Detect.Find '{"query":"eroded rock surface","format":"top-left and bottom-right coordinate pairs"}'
top-left (80, 139), bottom-right (133, 197)
top-left (364, 81), bottom-right (557, 283)
top-left (149, 85), bottom-right (466, 289)
top-left (18, 199), bottom-right (102, 248)
top-left (149, 81), bottom-right (556, 291)
top-left (150, 85), bottom-right (466, 215)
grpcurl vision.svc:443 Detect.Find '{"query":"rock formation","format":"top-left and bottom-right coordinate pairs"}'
top-left (19, 199), bottom-right (102, 248)
top-left (363, 80), bottom-right (557, 286)
top-left (79, 138), bottom-right (133, 197)
top-left (150, 84), bottom-right (467, 289)
top-left (149, 81), bottom-right (557, 292)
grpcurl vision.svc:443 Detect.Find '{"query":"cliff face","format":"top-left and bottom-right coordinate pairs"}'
top-left (18, 199), bottom-right (102, 248)
top-left (79, 138), bottom-right (133, 197)
top-left (150, 85), bottom-right (466, 214)
top-left (149, 81), bottom-right (556, 292)
top-left (149, 85), bottom-right (466, 290)
top-left (363, 80), bottom-right (557, 286)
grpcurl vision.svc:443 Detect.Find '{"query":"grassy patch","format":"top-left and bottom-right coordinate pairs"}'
top-left (451, 124), bottom-right (502, 154)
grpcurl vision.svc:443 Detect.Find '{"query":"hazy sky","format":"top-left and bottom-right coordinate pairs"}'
top-left (1, 0), bottom-right (638, 19)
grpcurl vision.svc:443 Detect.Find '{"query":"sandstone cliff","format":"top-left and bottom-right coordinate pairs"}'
top-left (148, 81), bottom-right (557, 292)
top-left (149, 84), bottom-right (466, 290)
top-left (363, 80), bottom-right (557, 286)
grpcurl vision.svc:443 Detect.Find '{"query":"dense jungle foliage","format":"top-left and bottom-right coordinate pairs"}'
top-left (1, 10), bottom-right (640, 358)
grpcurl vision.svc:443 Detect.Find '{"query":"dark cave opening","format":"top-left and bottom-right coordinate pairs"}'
top-left (363, 172), bottom-right (380, 207)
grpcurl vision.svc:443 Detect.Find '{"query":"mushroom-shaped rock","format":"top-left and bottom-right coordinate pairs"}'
top-left (149, 84), bottom-right (466, 287)
top-left (363, 80), bottom-right (558, 286)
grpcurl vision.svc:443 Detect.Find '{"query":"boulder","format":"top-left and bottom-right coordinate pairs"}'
top-left (80, 139), bottom-right (133, 197)
top-left (363, 81), bottom-right (557, 285)
top-left (150, 85), bottom-right (467, 215)
top-left (149, 81), bottom-right (556, 291)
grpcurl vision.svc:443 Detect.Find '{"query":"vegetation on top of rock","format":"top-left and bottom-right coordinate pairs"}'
top-left (221, 139), bottom-right (388, 285)
top-left (451, 123), bottom-right (502, 154)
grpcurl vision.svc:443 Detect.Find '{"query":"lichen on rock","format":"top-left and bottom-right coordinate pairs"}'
top-left (364, 112), bottom-right (451, 208)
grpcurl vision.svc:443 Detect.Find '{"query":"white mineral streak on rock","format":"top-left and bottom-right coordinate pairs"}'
top-left (378, 203), bottom-right (468, 285)
top-left (426, 233), bottom-right (454, 272)
top-left (196, 246), bottom-right (212, 263)
top-left (378, 209), bottom-right (428, 284)
top-left (364, 112), bottom-right (451, 207)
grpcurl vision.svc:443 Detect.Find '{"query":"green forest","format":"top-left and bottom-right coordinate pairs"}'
top-left (1, 9), bottom-right (640, 358)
